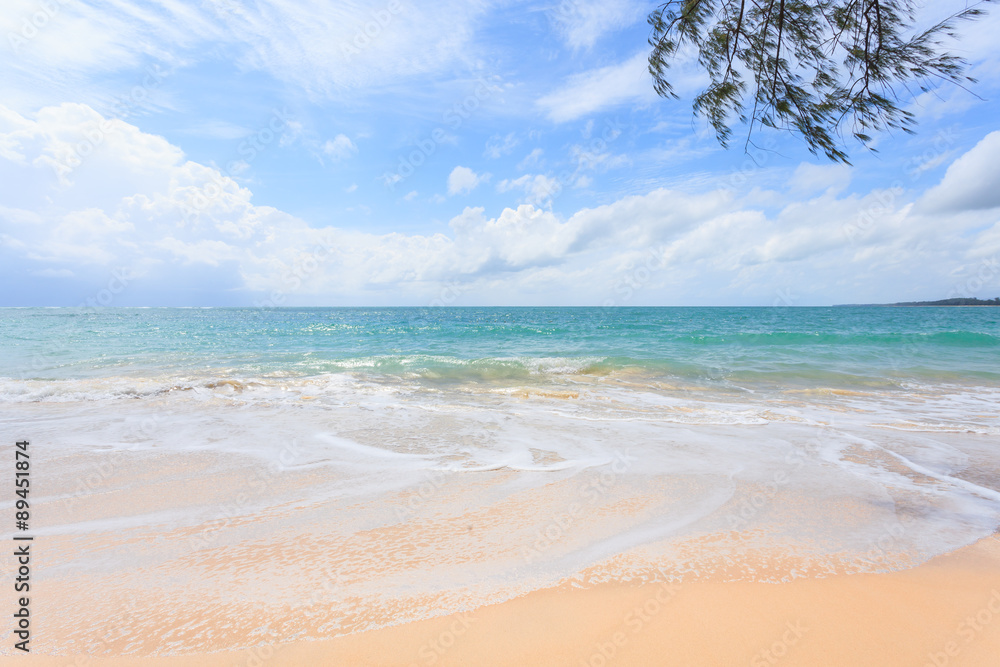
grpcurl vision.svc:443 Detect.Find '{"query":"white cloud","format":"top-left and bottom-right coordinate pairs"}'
top-left (322, 134), bottom-right (357, 161)
top-left (550, 0), bottom-right (644, 50)
top-left (789, 163), bottom-right (852, 195)
top-left (0, 0), bottom-right (494, 110)
top-left (3, 104), bottom-right (1000, 306)
top-left (497, 174), bottom-right (561, 207)
top-left (225, 1), bottom-right (492, 96)
top-left (570, 143), bottom-right (629, 171)
top-left (537, 52), bottom-right (657, 122)
top-left (919, 131), bottom-right (1000, 212)
top-left (227, 160), bottom-right (251, 176)
top-left (404, 190), bottom-right (418, 201)
top-left (449, 205), bottom-right (578, 269)
top-left (345, 183), bottom-right (358, 193)
top-left (484, 132), bottom-right (518, 159)
top-left (447, 166), bottom-right (488, 196)
top-left (517, 148), bottom-right (543, 170)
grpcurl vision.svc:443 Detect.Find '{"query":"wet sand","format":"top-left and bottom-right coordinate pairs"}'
top-left (4, 535), bottom-right (999, 666)
top-left (2, 386), bottom-right (999, 665)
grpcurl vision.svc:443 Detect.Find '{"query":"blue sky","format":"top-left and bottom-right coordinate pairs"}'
top-left (1, 0), bottom-right (999, 306)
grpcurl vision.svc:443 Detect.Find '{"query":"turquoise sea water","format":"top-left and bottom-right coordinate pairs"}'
top-left (1, 306), bottom-right (999, 391)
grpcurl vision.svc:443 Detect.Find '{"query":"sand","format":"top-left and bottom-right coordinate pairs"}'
top-left (3, 535), bottom-right (998, 666)
top-left (5, 397), bottom-right (1000, 666)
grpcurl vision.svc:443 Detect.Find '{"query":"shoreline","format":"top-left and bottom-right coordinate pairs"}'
top-left (6, 534), bottom-right (999, 666)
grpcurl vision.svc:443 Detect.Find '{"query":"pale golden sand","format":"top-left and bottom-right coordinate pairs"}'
top-left (3, 536), bottom-right (998, 666)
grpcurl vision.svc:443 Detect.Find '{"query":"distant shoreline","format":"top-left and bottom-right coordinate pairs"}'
top-left (835, 297), bottom-right (1000, 307)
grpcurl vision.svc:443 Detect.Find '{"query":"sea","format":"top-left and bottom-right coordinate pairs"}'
top-left (2, 306), bottom-right (999, 647)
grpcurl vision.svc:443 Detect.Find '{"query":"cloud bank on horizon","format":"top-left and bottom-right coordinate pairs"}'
top-left (1, 0), bottom-right (999, 306)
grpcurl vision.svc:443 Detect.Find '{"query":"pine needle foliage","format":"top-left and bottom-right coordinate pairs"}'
top-left (648, 0), bottom-right (992, 162)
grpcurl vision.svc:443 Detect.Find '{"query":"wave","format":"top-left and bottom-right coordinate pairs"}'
top-left (3, 359), bottom-right (1000, 403)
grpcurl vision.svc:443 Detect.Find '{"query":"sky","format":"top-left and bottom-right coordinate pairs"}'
top-left (1, 0), bottom-right (999, 307)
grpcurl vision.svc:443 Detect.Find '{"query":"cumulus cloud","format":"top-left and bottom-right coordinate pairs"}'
top-left (2, 104), bottom-right (999, 306)
top-left (919, 131), bottom-right (1000, 212)
top-left (447, 166), bottom-right (487, 195)
top-left (449, 205), bottom-right (577, 270)
top-left (0, 103), bottom-right (314, 293)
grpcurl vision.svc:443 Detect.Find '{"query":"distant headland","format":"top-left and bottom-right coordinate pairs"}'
top-left (835, 297), bottom-right (1000, 307)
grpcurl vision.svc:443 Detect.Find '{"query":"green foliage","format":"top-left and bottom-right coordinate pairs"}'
top-left (648, 0), bottom-right (992, 162)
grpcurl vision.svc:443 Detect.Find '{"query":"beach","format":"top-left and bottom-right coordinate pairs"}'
top-left (1, 307), bottom-right (999, 664)
top-left (11, 535), bottom-right (998, 667)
